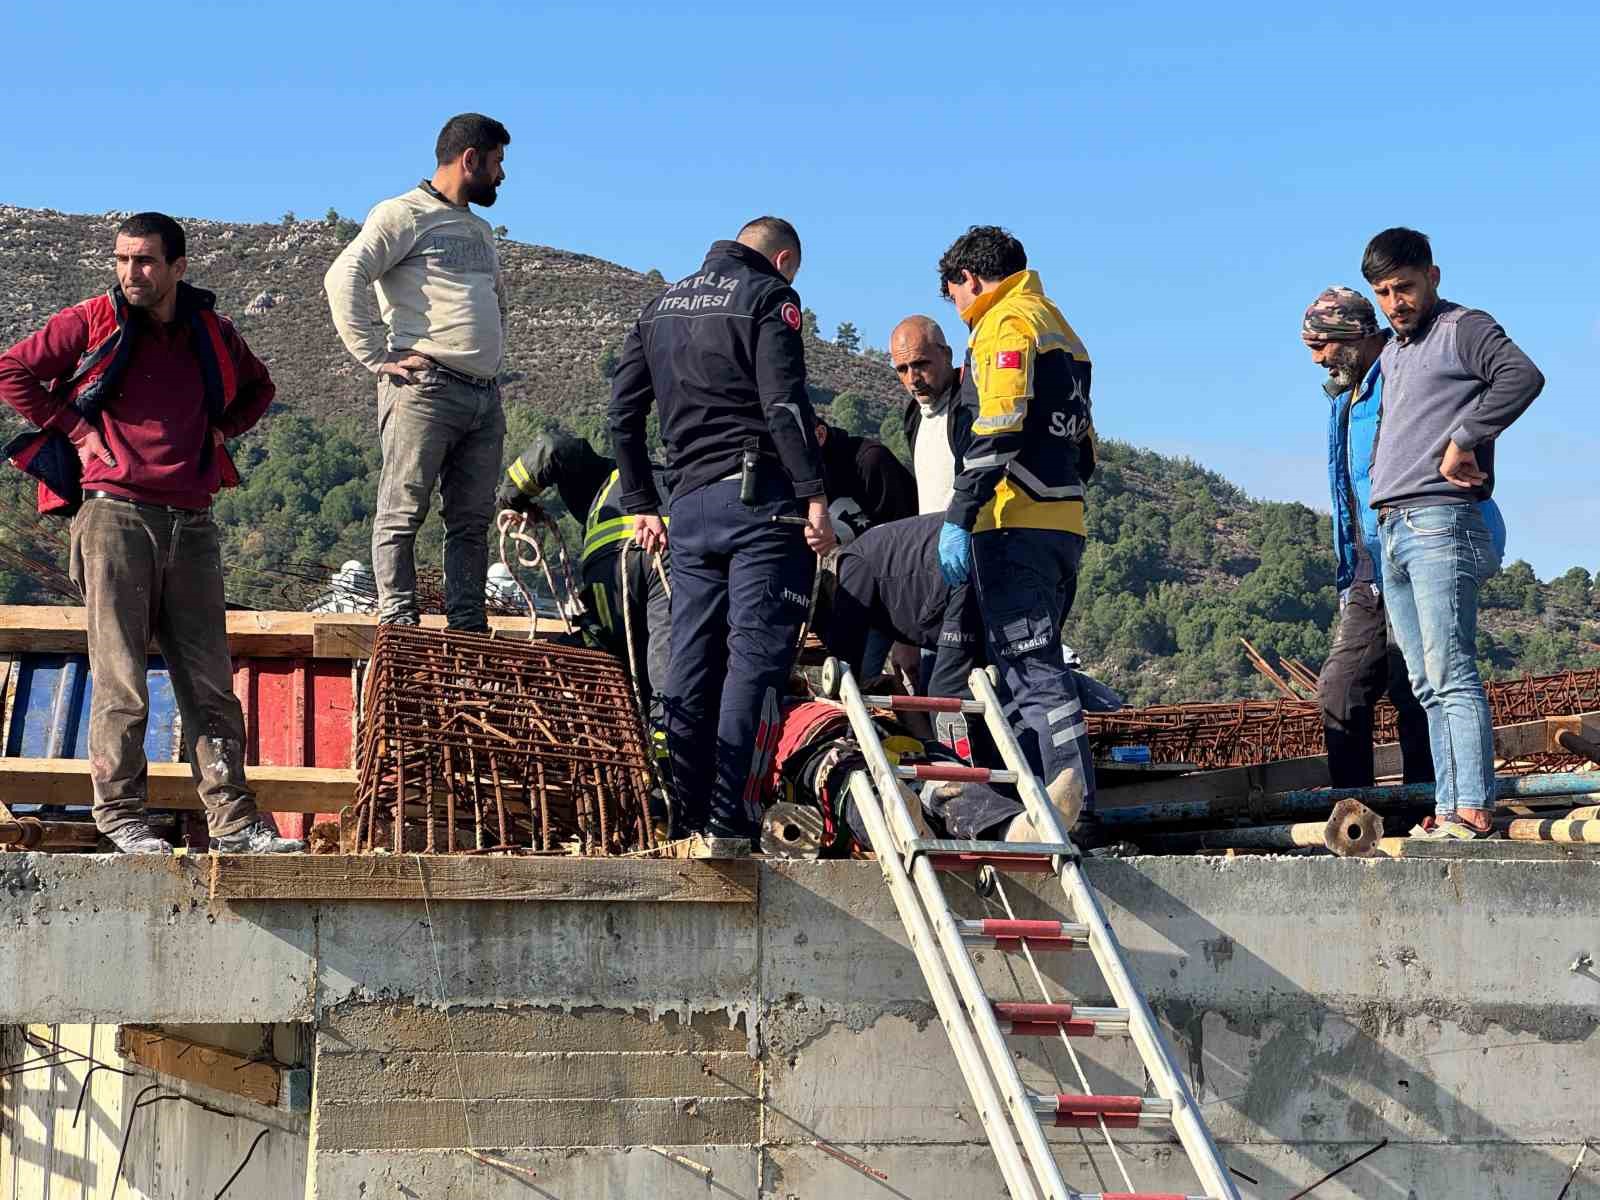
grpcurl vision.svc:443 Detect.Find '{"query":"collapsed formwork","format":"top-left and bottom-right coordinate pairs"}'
top-left (350, 626), bottom-right (655, 854)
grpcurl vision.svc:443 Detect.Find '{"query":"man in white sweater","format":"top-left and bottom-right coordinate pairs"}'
top-left (324, 113), bottom-right (511, 631)
top-left (889, 315), bottom-right (959, 513)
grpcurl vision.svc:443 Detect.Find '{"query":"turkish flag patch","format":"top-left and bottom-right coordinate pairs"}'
top-left (780, 302), bottom-right (801, 331)
top-left (995, 349), bottom-right (1023, 370)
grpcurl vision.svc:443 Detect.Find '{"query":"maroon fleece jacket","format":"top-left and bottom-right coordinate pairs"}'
top-left (0, 305), bottom-right (274, 509)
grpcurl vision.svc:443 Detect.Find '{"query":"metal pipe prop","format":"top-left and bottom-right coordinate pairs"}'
top-left (1133, 799), bottom-right (1383, 857)
top-left (1506, 818), bottom-right (1600, 844)
top-left (1096, 772), bottom-right (1600, 829)
top-left (1555, 729), bottom-right (1600, 765)
top-left (0, 819), bottom-right (102, 850)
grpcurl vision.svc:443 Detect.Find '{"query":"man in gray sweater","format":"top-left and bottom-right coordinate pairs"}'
top-left (1362, 227), bottom-right (1544, 839)
top-left (325, 113), bottom-right (511, 631)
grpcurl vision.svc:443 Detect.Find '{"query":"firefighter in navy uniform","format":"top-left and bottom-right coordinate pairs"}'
top-left (934, 225), bottom-right (1097, 830)
top-left (496, 431), bottom-right (672, 735)
top-left (608, 217), bottom-right (834, 857)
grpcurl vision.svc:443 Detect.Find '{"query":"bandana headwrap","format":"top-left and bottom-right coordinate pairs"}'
top-left (1302, 286), bottom-right (1379, 343)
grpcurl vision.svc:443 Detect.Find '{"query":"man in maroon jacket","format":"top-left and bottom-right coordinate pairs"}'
top-left (0, 213), bottom-right (303, 855)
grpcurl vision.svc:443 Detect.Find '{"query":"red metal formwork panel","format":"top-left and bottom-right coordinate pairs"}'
top-left (232, 658), bottom-right (356, 839)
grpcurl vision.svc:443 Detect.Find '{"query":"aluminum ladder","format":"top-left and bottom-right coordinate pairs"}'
top-left (822, 657), bottom-right (1240, 1200)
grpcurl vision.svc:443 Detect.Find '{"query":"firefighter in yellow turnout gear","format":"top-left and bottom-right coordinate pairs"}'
top-left (498, 433), bottom-right (672, 738)
top-left (935, 226), bottom-right (1097, 824)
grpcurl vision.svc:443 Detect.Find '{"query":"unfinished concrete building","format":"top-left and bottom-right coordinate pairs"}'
top-left (2, 604), bottom-right (1597, 1199)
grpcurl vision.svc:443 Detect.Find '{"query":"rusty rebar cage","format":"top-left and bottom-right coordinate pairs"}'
top-left (351, 627), bottom-right (656, 854)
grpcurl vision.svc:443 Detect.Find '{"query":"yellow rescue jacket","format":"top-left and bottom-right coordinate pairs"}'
top-left (947, 270), bottom-right (1095, 535)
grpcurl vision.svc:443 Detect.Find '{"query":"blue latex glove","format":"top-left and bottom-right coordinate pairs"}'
top-left (938, 522), bottom-right (972, 587)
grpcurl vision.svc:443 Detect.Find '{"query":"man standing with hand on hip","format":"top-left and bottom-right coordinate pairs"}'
top-left (1361, 227), bottom-right (1543, 839)
top-left (0, 213), bottom-right (301, 855)
top-left (325, 113), bottom-right (511, 631)
top-left (609, 217), bottom-right (833, 857)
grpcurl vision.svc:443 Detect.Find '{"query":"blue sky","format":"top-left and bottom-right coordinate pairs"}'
top-left (3, 1), bottom-right (1595, 578)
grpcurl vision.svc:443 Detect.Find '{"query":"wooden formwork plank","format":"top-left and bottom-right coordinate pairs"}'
top-left (116, 1025), bottom-right (281, 1107)
top-left (309, 613), bottom-right (566, 659)
top-left (209, 853), bottom-right (758, 903)
top-left (0, 605), bottom-right (566, 660)
top-left (1374, 837), bottom-right (1600, 860)
top-left (0, 758), bottom-right (353, 813)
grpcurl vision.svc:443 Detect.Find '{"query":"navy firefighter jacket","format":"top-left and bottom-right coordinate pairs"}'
top-left (608, 240), bottom-right (825, 514)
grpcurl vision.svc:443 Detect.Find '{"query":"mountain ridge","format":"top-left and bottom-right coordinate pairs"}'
top-left (1, 203), bottom-right (1594, 704)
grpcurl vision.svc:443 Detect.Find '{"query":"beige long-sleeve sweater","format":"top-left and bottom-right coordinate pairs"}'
top-left (324, 184), bottom-right (504, 381)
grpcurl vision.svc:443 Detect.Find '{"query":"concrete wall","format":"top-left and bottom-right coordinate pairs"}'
top-left (0, 1023), bottom-right (308, 1200)
top-left (2, 853), bottom-right (1597, 1199)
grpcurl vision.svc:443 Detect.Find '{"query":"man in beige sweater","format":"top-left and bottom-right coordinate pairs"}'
top-left (324, 113), bottom-right (511, 630)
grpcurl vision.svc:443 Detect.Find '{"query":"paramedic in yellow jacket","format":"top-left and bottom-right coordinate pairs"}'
top-left (935, 225), bottom-right (1097, 826)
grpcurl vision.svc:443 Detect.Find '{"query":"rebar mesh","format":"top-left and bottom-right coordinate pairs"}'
top-left (1088, 668), bottom-right (1600, 771)
top-left (351, 626), bottom-right (655, 854)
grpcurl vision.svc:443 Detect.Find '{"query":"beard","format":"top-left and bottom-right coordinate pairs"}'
top-left (1324, 344), bottom-right (1365, 393)
top-left (464, 174), bottom-right (499, 206)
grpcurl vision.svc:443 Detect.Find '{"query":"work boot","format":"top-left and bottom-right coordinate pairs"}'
top-left (106, 822), bottom-right (171, 855)
top-left (212, 819), bottom-right (306, 854)
top-left (1003, 767), bottom-right (1086, 843)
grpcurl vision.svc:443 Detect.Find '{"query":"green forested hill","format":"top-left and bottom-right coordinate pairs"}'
top-left (1, 204), bottom-right (1595, 703)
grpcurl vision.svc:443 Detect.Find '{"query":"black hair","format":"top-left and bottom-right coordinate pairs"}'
top-left (117, 212), bottom-right (186, 262)
top-left (435, 113), bottom-right (511, 166)
top-left (1361, 227), bottom-right (1433, 283)
top-left (737, 216), bottom-right (802, 260)
top-left (938, 225), bottom-right (1026, 298)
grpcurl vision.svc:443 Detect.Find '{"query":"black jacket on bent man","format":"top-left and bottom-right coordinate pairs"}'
top-left (608, 240), bottom-right (824, 513)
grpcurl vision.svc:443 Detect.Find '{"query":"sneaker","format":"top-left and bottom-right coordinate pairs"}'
top-left (106, 823), bottom-right (171, 855)
top-left (686, 833), bottom-right (752, 860)
top-left (213, 819), bottom-right (306, 855)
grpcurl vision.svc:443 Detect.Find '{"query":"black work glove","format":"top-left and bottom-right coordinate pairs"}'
top-left (497, 482), bottom-right (541, 517)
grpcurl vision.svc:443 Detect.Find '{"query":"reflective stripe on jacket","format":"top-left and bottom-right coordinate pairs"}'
top-left (581, 468), bottom-right (671, 565)
top-left (945, 270), bottom-right (1094, 535)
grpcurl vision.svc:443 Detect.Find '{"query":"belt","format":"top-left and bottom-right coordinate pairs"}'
top-left (83, 490), bottom-right (206, 514)
top-left (421, 360), bottom-right (497, 389)
top-left (1377, 506), bottom-right (1396, 525)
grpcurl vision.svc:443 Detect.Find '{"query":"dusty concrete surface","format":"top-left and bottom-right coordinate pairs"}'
top-left (2, 853), bottom-right (1598, 1198)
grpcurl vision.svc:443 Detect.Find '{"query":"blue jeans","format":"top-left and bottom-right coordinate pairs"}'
top-left (1380, 503), bottom-right (1503, 817)
top-left (663, 476), bottom-right (813, 838)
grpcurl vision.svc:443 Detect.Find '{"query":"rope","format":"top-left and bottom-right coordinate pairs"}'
top-left (495, 510), bottom-right (574, 635)
top-left (621, 540), bottom-right (674, 839)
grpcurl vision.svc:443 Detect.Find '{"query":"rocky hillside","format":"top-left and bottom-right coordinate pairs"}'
top-left (0, 204), bottom-right (903, 432)
top-left (1, 205), bottom-right (1595, 703)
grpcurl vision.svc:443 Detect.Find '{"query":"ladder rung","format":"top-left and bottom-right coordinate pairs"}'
top-left (905, 839), bottom-right (1073, 875)
top-left (1029, 1093), bottom-right (1174, 1128)
top-left (993, 1001), bottom-right (1129, 1037)
top-left (957, 918), bottom-right (1088, 952)
top-left (1076, 1194), bottom-right (1216, 1200)
top-left (894, 763), bottom-right (1017, 784)
top-left (928, 853), bottom-right (1056, 873)
top-left (861, 693), bottom-right (987, 714)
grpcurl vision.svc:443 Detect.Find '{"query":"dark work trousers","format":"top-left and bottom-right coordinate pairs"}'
top-left (68, 499), bottom-right (258, 838)
top-left (373, 366), bottom-right (505, 631)
top-left (663, 476), bottom-right (814, 838)
top-left (584, 543), bottom-right (672, 737)
top-left (1318, 583), bottom-right (1435, 788)
top-left (971, 528), bottom-right (1097, 815)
